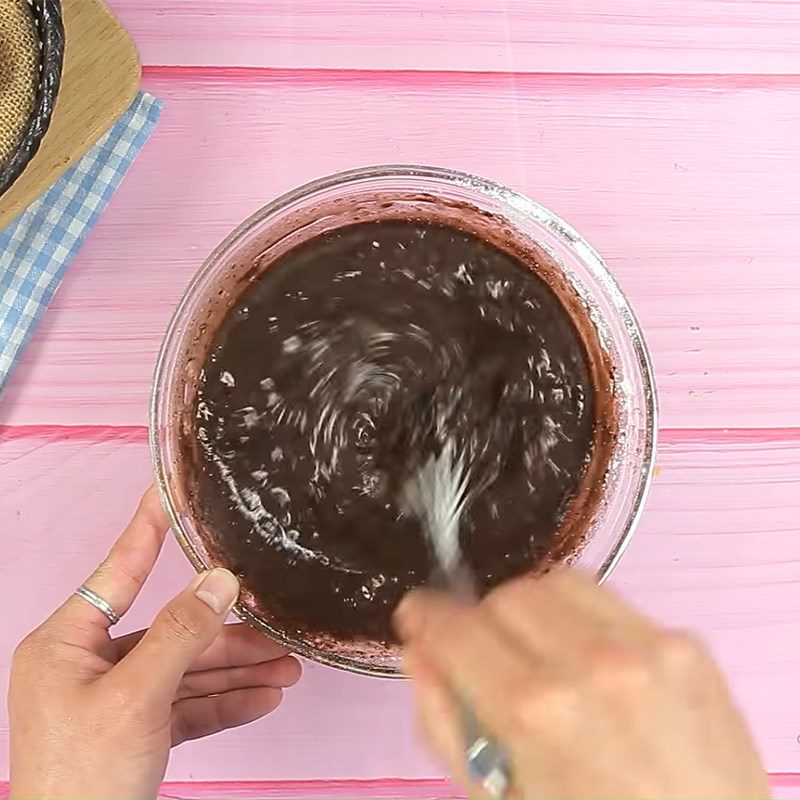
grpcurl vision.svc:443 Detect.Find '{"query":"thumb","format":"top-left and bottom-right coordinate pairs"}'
top-left (115, 568), bottom-right (240, 704)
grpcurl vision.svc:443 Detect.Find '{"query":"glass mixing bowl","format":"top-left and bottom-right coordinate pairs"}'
top-left (150, 165), bottom-right (657, 677)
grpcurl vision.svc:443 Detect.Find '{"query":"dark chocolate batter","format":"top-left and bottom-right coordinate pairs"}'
top-left (189, 220), bottom-right (598, 641)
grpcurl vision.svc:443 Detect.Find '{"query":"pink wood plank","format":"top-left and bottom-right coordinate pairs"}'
top-left (152, 776), bottom-right (800, 800)
top-left (0, 428), bottom-right (433, 783)
top-left (107, 0), bottom-right (800, 74)
top-left (0, 779), bottom-right (460, 800)
top-left (155, 776), bottom-right (800, 800)
top-left (772, 775), bottom-right (800, 800)
top-left (2, 72), bottom-right (799, 429)
top-left (2, 776), bottom-right (800, 799)
top-left (153, 779), bottom-right (462, 799)
top-left (152, 775), bottom-right (800, 800)
top-left (2, 427), bottom-right (799, 778)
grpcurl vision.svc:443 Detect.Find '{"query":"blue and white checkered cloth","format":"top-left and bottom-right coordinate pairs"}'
top-left (0, 91), bottom-right (162, 386)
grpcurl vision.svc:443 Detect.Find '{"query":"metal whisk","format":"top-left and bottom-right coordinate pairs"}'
top-left (401, 429), bottom-right (512, 799)
top-left (400, 435), bottom-right (474, 597)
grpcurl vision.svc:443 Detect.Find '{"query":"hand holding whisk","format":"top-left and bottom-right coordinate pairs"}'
top-left (400, 429), bottom-right (512, 798)
top-left (381, 380), bottom-right (516, 798)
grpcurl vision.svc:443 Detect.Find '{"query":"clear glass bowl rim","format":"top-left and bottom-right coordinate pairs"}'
top-left (150, 163), bottom-right (659, 677)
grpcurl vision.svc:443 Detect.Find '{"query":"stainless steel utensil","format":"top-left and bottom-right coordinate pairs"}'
top-left (402, 430), bottom-right (512, 799)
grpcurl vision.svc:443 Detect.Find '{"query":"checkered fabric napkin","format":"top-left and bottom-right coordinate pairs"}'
top-left (0, 91), bottom-right (162, 387)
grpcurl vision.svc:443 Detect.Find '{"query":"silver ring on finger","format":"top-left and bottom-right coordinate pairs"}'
top-left (74, 585), bottom-right (121, 626)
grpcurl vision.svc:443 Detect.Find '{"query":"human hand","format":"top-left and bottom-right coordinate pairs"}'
top-left (9, 487), bottom-right (301, 800)
top-left (395, 571), bottom-right (768, 800)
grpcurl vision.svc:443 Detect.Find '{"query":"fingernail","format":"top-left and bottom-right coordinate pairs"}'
top-left (195, 568), bottom-right (240, 614)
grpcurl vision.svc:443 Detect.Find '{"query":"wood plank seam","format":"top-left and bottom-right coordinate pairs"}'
top-left (0, 776), bottom-right (798, 798)
top-left (140, 64), bottom-right (800, 86)
top-left (103, 0), bottom-right (800, 77)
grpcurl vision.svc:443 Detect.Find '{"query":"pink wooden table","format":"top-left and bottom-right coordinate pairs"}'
top-left (2, 2), bottom-right (800, 797)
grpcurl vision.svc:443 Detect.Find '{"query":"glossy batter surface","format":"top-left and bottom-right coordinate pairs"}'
top-left (190, 220), bottom-right (597, 640)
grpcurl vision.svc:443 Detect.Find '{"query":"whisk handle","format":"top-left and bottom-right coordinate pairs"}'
top-left (459, 699), bottom-right (512, 798)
